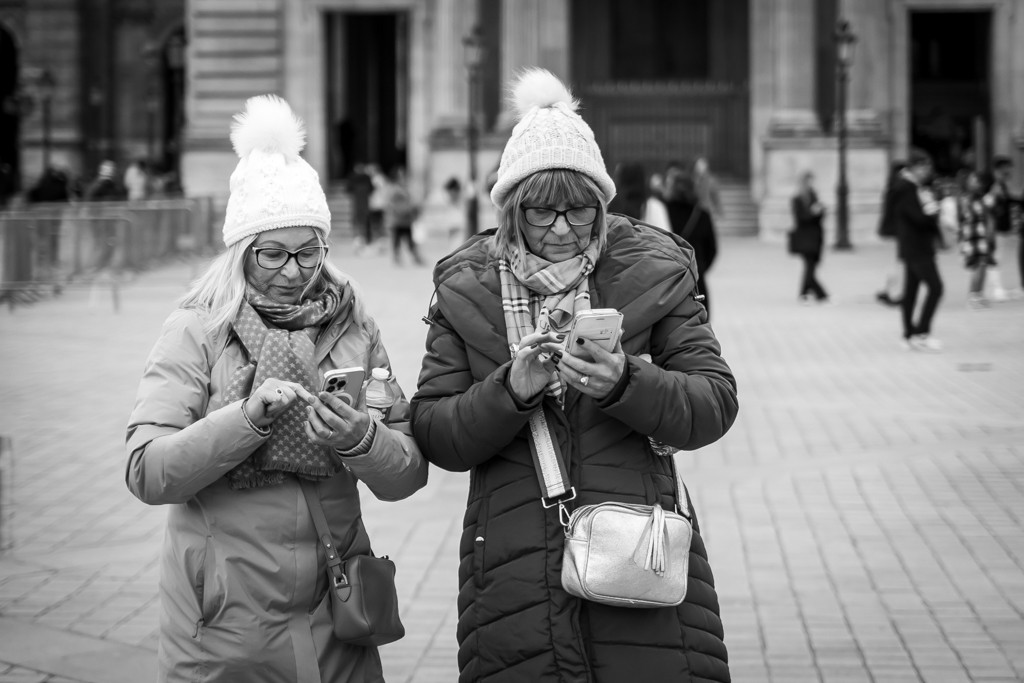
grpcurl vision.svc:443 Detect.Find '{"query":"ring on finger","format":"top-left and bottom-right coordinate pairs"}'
top-left (325, 428), bottom-right (334, 439)
top-left (579, 375), bottom-right (589, 387)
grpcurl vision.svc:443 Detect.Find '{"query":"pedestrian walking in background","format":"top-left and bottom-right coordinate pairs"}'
top-left (123, 159), bottom-right (149, 201)
top-left (384, 166), bottom-right (424, 266)
top-left (440, 176), bottom-right (466, 251)
top-left (664, 165), bottom-right (718, 320)
top-left (608, 162), bottom-right (671, 230)
top-left (346, 163), bottom-right (374, 254)
top-left (366, 163), bottom-right (388, 254)
top-left (693, 156), bottom-right (723, 221)
top-left (789, 171), bottom-right (829, 304)
top-left (893, 149), bottom-right (945, 352)
top-left (957, 169), bottom-right (996, 308)
top-left (125, 95), bottom-right (427, 683)
top-left (0, 161), bottom-right (15, 207)
top-left (26, 166), bottom-right (72, 268)
top-left (876, 161), bottom-right (906, 307)
top-left (84, 159), bottom-right (124, 201)
top-left (411, 68), bottom-right (737, 683)
top-left (984, 156), bottom-right (1021, 299)
top-left (26, 166), bottom-right (71, 204)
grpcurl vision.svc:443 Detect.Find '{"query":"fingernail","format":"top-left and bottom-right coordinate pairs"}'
top-left (576, 338), bottom-right (585, 345)
top-left (556, 334), bottom-right (566, 341)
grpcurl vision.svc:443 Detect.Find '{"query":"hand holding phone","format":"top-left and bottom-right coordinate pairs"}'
top-left (320, 367), bottom-right (366, 407)
top-left (565, 309), bottom-right (623, 360)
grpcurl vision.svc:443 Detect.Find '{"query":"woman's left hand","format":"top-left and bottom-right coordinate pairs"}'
top-left (556, 335), bottom-right (626, 400)
top-left (294, 386), bottom-right (373, 451)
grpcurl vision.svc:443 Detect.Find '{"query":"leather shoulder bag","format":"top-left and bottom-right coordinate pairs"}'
top-left (528, 410), bottom-right (693, 608)
top-left (299, 479), bottom-right (405, 646)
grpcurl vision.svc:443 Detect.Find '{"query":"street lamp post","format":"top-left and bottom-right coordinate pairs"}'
top-left (834, 18), bottom-right (857, 251)
top-left (463, 24), bottom-right (484, 240)
top-left (165, 33), bottom-right (186, 183)
top-left (36, 68), bottom-right (56, 170)
top-left (143, 42), bottom-right (160, 169)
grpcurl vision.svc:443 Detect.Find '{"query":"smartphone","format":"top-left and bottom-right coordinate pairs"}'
top-left (565, 308), bottom-right (623, 358)
top-left (320, 366), bottom-right (365, 406)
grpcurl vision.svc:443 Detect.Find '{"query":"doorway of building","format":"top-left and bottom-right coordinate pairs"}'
top-left (909, 10), bottom-right (991, 176)
top-left (0, 24), bottom-right (20, 202)
top-left (324, 11), bottom-right (408, 184)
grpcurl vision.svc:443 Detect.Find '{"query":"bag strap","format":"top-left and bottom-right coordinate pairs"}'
top-left (528, 410), bottom-right (576, 526)
top-left (298, 479), bottom-right (350, 592)
top-left (527, 409), bottom-right (690, 522)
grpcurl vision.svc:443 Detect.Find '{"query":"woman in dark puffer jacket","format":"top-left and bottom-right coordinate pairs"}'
top-left (411, 68), bottom-right (738, 683)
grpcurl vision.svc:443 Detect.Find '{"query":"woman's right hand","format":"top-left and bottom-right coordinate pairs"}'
top-left (244, 379), bottom-right (304, 428)
top-left (508, 331), bottom-right (564, 402)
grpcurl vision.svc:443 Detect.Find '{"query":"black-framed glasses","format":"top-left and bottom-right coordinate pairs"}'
top-left (251, 245), bottom-right (328, 269)
top-left (522, 205), bottom-right (599, 228)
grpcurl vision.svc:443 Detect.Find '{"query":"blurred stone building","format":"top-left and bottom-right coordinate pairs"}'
top-left (2, 0), bottom-right (1022, 241)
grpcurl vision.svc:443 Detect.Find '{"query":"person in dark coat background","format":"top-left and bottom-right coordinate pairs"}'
top-left (789, 170), bottom-right (829, 303)
top-left (892, 148), bottom-right (944, 351)
top-left (664, 165), bottom-right (718, 320)
top-left (875, 161), bottom-right (907, 306)
top-left (411, 68), bottom-right (737, 683)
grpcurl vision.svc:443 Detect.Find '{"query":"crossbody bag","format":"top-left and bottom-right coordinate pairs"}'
top-left (299, 479), bottom-right (405, 646)
top-left (528, 411), bottom-right (694, 608)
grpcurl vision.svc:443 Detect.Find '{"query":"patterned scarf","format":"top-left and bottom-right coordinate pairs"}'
top-left (222, 283), bottom-right (350, 490)
top-left (499, 239), bottom-right (600, 400)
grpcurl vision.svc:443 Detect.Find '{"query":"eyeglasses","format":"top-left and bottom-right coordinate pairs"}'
top-left (251, 246), bottom-right (328, 269)
top-left (521, 205), bottom-right (599, 228)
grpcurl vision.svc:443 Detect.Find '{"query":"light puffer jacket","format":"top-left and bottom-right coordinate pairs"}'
top-left (411, 217), bottom-right (738, 682)
top-left (126, 303), bottom-right (427, 683)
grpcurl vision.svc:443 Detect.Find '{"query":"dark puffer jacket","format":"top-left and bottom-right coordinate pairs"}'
top-left (411, 217), bottom-right (738, 682)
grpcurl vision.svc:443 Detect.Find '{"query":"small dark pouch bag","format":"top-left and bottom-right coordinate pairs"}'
top-left (299, 479), bottom-right (405, 647)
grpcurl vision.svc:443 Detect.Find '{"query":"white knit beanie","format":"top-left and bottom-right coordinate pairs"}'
top-left (221, 95), bottom-right (331, 247)
top-left (489, 68), bottom-right (615, 208)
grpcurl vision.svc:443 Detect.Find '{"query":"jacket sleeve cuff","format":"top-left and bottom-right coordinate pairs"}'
top-left (504, 373), bottom-right (546, 412)
top-left (337, 424), bottom-right (428, 501)
top-left (596, 359), bottom-right (631, 409)
top-left (335, 419), bottom-right (377, 457)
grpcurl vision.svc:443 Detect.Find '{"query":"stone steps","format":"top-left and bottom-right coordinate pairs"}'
top-left (716, 181), bottom-right (758, 236)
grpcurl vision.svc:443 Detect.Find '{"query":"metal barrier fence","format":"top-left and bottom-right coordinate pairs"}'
top-left (0, 435), bottom-right (11, 554)
top-left (0, 197), bottom-right (217, 311)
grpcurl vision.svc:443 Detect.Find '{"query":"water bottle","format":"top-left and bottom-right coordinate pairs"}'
top-left (364, 367), bottom-right (397, 422)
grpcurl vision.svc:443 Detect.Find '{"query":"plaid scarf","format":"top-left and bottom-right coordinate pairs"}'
top-left (221, 283), bottom-right (349, 490)
top-left (499, 240), bottom-right (600, 400)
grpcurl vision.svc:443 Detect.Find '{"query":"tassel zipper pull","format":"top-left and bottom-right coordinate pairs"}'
top-left (634, 505), bottom-right (668, 576)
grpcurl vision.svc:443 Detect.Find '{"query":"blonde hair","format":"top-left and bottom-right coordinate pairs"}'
top-left (179, 228), bottom-right (368, 335)
top-left (493, 169), bottom-right (608, 262)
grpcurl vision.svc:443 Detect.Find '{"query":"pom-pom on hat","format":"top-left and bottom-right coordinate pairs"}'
top-left (221, 95), bottom-right (331, 246)
top-left (489, 68), bottom-right (615, 208)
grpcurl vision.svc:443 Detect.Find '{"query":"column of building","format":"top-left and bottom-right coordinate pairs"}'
top-left (496, 0), bottom-right (569, 130)
top-left (182, 0), bottom-right (285, 198)
top-left (430, 0), bottom-right (472, 134)
top-left (766, 0), bottom-right (819, 136)
top-left (754, 0), bottom-right (888, 243)
top-left (752, 0), bottom-right (821, 241)
top-left (425, 0), bottom-right (482, 204)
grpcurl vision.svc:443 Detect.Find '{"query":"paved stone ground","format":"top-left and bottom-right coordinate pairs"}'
top-left (0, 232), bottom-right (1021, 682)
